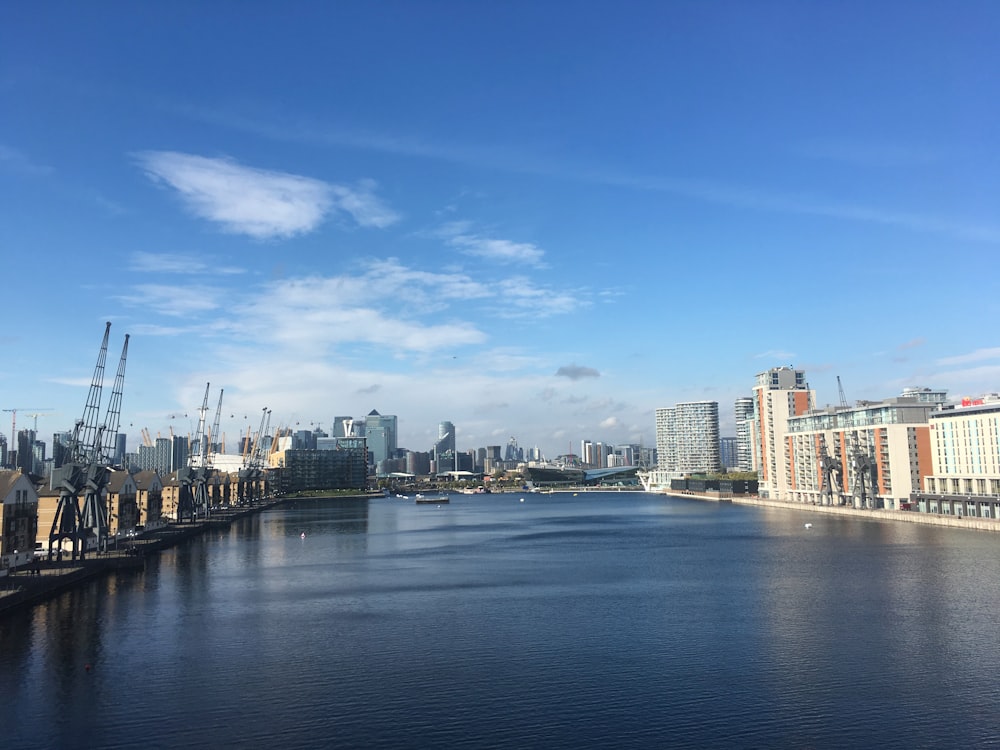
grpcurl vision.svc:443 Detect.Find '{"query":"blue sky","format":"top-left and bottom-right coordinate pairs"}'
top-left (1, 2), bottom-right (998, 459)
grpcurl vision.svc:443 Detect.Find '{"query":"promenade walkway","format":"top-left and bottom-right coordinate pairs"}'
top-left (0, 503), bottom-right (277, 617)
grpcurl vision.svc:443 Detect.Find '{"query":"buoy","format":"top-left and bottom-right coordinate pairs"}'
top-left (519, 498), bottom-right (524, 502)
top-left (804, 523), bottom-right (812, 529)
top-left (300, 532), bottom-right (306, 539)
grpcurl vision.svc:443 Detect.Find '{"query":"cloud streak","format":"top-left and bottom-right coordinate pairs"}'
top-left (437, 221), bottom-right (546, 266)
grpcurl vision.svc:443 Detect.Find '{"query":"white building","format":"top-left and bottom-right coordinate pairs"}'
top-left (922, 399), bottom-right (1000, 512)
top-left (734, 396), bottom-right (755, 472)
top-left (655, 401), bottom-right (720, 476)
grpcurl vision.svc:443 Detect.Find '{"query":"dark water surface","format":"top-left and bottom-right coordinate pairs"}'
top-left (3, 493), bottom-right (1000, 748)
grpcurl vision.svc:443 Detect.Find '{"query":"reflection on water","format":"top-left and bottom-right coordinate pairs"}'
top-left (4, 493), bottom-right (1000, 748)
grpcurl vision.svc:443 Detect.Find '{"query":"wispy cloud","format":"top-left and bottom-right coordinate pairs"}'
top-left (937, 348), bottom-right (1000, 367)
top-left (437, 221), bottom-right (546, 266)
top-left (134, 151), bottom-right (398, 238)
top-left (556, 364), bottom-right (600, 380)
top-left (753, 349), bottom-right (796, 361)
top-left (898, 338), bottom-right (926, 351)
top-left (495, 277), bottom-right (583, 317)
top-left (118, 283), bottom-right (222, 317)
top-left (129, 251), bottom-right (246, 275)
top-left (792, 138), bottom-right (941, 167)
top-left (0, 144), bottom-right (54, 176)
top-left (174, 105), bottom-right (1000, 245)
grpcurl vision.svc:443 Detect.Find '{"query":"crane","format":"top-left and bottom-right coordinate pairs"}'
top-left (208, 388), bottom-right (223, 468)
top-left (49, 322), bottom-right (129, 560)
top-left (836, 375), bottom-right (878, 510)
top-left (1, 407), bottom-right (53, 457)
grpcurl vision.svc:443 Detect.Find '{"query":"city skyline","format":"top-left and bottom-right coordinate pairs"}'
top-left (2, 4), bottom-right (998, 460)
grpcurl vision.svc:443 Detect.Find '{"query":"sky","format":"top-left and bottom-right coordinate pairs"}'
top-left (1, 2), bottom-right (999, 460)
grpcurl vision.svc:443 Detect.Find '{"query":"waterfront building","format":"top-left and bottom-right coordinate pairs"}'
top-left (719, 437), bottom-right (738, 471)
top-left (364, 410), bottom-right (397, 467)
top-left (0, 470), bottom-right (39, 572)
top-left (784, 396), bottom-right (935, 509)
top-left (406, 450), bottom-right (431, 476)
top-left (0, 435), bottom-right (7, 469)
top-left (106, 470), bottom-right (140, 537)
top-left (751, 367), bottom-right (814, 500)
top-left (655, 401), bottom-right (721, 477)
top-left (132, 470), bottom-right (165, 530)
top-left (734, 397), bottom-right (755, 472)
top-left (918, 399), bottom-right (1000, 517)
top-left (274, 439), bottom-right (368, 492)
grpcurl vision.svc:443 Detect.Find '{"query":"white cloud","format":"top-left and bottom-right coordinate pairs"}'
top-left (134, 151), bottom-right (398, 238)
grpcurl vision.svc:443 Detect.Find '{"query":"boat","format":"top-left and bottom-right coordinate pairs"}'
top-left (416, 495), bottom-right (449, 504)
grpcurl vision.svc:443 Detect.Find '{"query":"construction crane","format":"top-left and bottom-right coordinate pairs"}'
top-left (1, 407), bottom-right (53, 458)
top-left (141, 428), bottom-right (153, 448)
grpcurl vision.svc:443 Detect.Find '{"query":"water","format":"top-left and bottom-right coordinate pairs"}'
top-left (3, 493), bottom-right (1000, 748)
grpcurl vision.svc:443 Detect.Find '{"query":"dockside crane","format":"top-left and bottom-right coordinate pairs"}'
top-left (177, 383), bottom-right (213, 523)
top-left (238, 408), bottom-right (269, 505)
top-left (49, 323), bottom-right (129, 560)
top-left (836, 375), bottom-right (878, 510)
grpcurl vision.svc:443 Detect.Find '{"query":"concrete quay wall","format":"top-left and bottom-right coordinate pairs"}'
top-left (0, 502), bottom-right (280, 618)
top-left (665, 492), bottom-right (1000, 533)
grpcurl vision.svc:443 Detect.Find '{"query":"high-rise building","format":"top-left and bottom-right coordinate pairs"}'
top-left (719, 437), bottom-right (738, 470)
top-left (434, 421), bottom-right (456, 473)
top-left (734, 396), bottom-right (755, 472)
top-left (114, 432), bottom-right (127, 466)
top-left (751, 367), bottom-right (814, 500)
top-left (16, 429), bottom-right (36, 474)
top-left (172, 435), bottom-right (189, 472)
top-left (364, 410), bottom-right (397, 467)
top-left (655, 401), bottom-right (720, 476)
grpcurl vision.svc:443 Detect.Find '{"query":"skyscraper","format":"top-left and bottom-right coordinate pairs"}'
top-left (364, 410), bottom-right (397, 467)
top-left (434, 421), bottom-right (456, 473)
top-left (734, 397), bottom-right (755, 472)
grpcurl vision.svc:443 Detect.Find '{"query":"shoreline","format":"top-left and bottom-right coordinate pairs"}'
top-left (0, 501), bottom-right (284, 619)
top-left (660, 490), bottom-right (1000, 532)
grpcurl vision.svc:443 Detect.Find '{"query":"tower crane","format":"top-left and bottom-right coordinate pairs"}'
top-left (1, 407), bottom-right (53, 461)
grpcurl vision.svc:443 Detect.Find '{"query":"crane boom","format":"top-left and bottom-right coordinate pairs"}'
top-left (208, 388), bottom-right (224, 467)
top-left (75, 321), bottom-right (112, 464)
top-left (100, 334), bottom-right (129, 465)
top-left (192, 382), bottom-right (210, 468)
